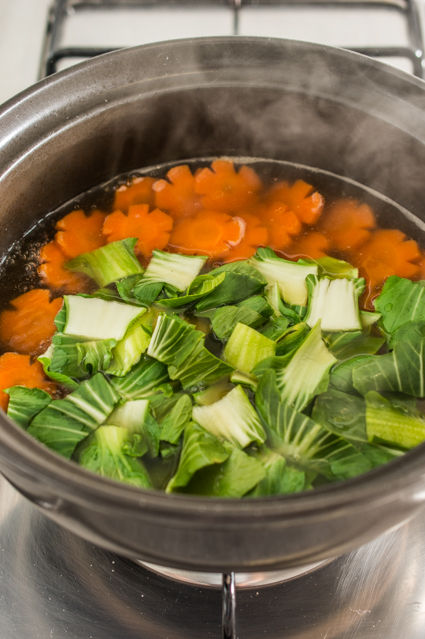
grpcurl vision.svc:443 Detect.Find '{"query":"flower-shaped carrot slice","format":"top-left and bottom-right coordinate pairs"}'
top-left (168, 210), bottom-right (244, 259)
top-left (285, 231), bottom-right (330, 260)
top-left (55, 209), bottom-right (107, 259)
top-left (114, 176), bottom-right (156, 213)
top-left (103, 204), bottom-right (173, 259)
top-left (258, 202), bottom-right (302, 251)
top-left (353, 229), bottom-right (420, 309)
top-left (221, 213), bottom-right (268, 262)
top-left (153, 165), bottom-right (202, 219)
top-left (194, 160), bottom-right (263, 214)
top-left (267, 180), bottom-right (324, 225)
top-left (0, 353), bottom-right (58, 411)
top-left (38, 241), bottom-right (93, 294)
top-left (320, 199), bottom-right (376, 251)
top-left (0, 289), bottom-right (63, 356)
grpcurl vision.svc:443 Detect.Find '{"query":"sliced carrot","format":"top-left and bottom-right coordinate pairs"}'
top-left (267, 180), bottom-right (324, 225)
top-left (285, 231), bottom-right (330, 260)
top-left (103, 204), bottom-right (173, 259)
top-left (0, 353), bottom-right (58, 411)
top-left (38, 241), bottom-right (93, 294)
top-left (320, 198), bottom-right (376, 251)
top-left (221, 213), bottom-right (268, 261)
top-left (168, 210), bottom-right (244, 259)
top-left (0, 289), bottom-right (63, 356)
top-left (258, 202), bottom-right (302, 251)
top-left (55, 209), bottom-right (107, 259)
top-left (114, 176), bottom-right (156, 213)
top-left (351, 229), bottom-right (420, 309)
top-left (194, 160), bottom-right (263, 214)
top-left (153, 165), bottom-right (202, 219)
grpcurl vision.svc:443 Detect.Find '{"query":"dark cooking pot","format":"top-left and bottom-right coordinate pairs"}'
top-left (1, 37), bottom-right (425, 573)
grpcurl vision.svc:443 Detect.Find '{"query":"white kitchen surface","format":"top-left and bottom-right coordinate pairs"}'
top-left (0, 0), bottom-right (424, 106)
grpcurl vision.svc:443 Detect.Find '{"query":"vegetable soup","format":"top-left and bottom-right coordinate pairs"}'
top-left (0, 158), bottom-right (424, 497)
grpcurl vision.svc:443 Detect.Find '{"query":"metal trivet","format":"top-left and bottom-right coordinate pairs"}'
top-left (40, 0), bottom-right (424, 79)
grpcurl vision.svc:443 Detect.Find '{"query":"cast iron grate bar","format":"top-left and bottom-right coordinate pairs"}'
top-left (222, 572), bottom-right (236, 639)
top-left (40, 0), bottom-right (424, 78)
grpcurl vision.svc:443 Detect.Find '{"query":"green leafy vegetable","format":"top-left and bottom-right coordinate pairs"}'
top-left (28, 373), bottom-right (120, 458)
top-left (76, 425), bottom-right (152, 488)
top-left (304, 275), bottom-right (365, 332)
top-left (168, 342), bottom-right (234, 390)
top-left (316, 256), bottom-right (359, 279)
top-left (166, 421), bottom-right (230, 492)
top-left (157, 273), bottom-right (226, 308)
top-left (195, 261), bottom-right (266, 311)
top-left (5, 386), bottom-right (52, 428)
top-left (160, 394), bottom-right (193, 444)
top-left (374, 276), bottom-right (425, 334)
top-left (255, 371), bottom-right (374, 480)
top-left (211, 305), bottom-right (265, 341)
top-left (107, 316), bottom-right (151, 377)
top-left (223, 322), bottom-right (276, 375)
top-left (63, 295), bottom-right (144, 341)
top-left (138, 250), bottom-right (207, 293)
top-left (324, 329), bottom-right (385, 360)
top-left (109, 356), bottom-right (169, 401)
top-left (66, 238), bottom-right (144, 287)
top-left (365, 391), bottom-right (425, 450)
top-left (147, 313), bottom-right (204, 367)
top-left (50, 333), bottom-right (117, 379)
top-left (250, 451), bottom-right (305, 496)
top-left (185, 442), bottom-right (266, 497)
top-left (352, 322), bottom-right (425, 397)
top-left (249, 247), bottom-right (318, 306)
top-left (192, 385), bottom-right (265, 448)
top-left (254, 321), bottom-right (336, 411)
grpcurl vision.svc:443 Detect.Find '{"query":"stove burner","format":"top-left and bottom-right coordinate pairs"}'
top-left (137, 557), bottom-right (330, 588)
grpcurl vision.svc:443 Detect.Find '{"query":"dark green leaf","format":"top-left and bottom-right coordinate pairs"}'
top-left (76, 425), bottom-right (152, 488)
top-left (375, 276), bottom-right (425, 334)
top-left (6, 386), bottom-right (52, 428)
top-left (185, 443), bottom-right (266, 497)
top-left (166, 422), bottom-right (230, 492)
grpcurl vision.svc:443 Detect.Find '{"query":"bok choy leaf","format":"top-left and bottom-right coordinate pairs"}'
top-left (28, 373), bottom-right (120, 458)
top-left (65, 238), bottom-right (144, 287)
top-left (166, 421), bottom-right (230, 492)
top-left (75, 425), bottom-right (152, 488)
top-left (5, 386), bottom-right (52, 428)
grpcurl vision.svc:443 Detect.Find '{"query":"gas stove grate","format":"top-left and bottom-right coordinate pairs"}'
top-left (40, 0), bottom-right (424, 77)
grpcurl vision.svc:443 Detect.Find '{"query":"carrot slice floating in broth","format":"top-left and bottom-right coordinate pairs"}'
top-left (38, 241), bottom-right (93, 294)
top-left (194, 160), bottom-right (262, 213)
top-left (55, 209), bottom-right (107, 259)
top-left (221, 213), bottom-right (268, 261)
top-left (103, 204), bottom-right (173, 259)
top-left (168, 210), bottom-right (244, 259)
top-left (114, 176), bottom-right (156, 213)
top-left (352, 229), bottom-right (420, 309)
top-left (0, 289), bottom-right (63, 356)
top-left (320, 199), bottom-right (376, 251)
top-left (258, 202), bottom-right (302, 251)
top-left (286, 231), bottom-right (330, 260)
top-left (0, 353), bottom-right (58, 411)
top-left (153, 165), bottom-right (202, 219)
top-left (267, 180), bottom-right (324, 225)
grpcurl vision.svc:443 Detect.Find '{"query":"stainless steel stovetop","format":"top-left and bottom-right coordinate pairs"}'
top-left (2, 474), bottom-right (425, 638)
top-left (1, 1), bottom-right (425, 637)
